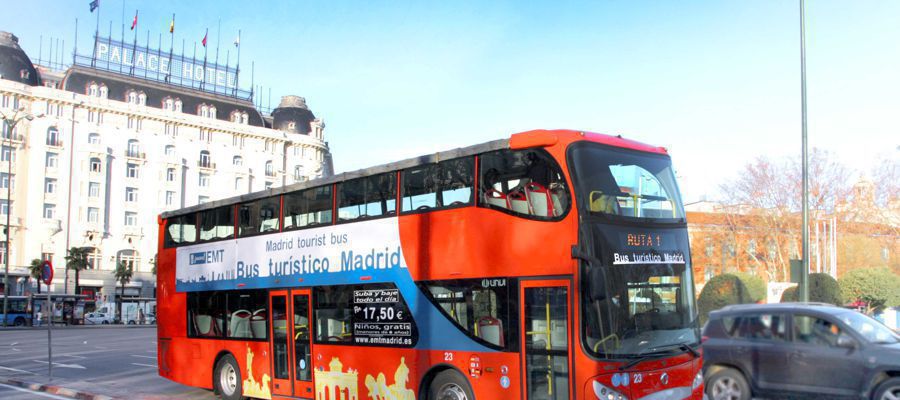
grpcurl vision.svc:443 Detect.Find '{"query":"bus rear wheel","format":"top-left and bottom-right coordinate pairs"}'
top-left (13, 317), bottom-right (25, 326)
top-left (214, 354), bottom-right (245, 400)
top-left (428, 370), bottom-right (474, 400)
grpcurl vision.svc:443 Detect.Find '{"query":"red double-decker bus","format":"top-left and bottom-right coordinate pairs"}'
top-left (157, 129), bottom-right (702, 400)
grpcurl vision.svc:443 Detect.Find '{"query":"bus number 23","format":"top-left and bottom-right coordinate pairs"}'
top-left (444, 352), bottom-right (453, 361)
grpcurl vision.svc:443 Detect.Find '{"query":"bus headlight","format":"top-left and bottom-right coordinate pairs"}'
top-left (592, 380), bottom-right (628, 400)
top-left (692, 370), bottom-right (703, 390)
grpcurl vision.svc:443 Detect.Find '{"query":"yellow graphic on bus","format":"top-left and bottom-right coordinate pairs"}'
top-left (364, 357), bottom-right (415, 400)
top-left (242, 346), bottom-right (272, 399)
top-left (315, 357), bottom-right (359, 400)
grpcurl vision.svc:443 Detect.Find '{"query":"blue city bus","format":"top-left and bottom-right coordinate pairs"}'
top-left (0, 296), bottom-right (32, 326)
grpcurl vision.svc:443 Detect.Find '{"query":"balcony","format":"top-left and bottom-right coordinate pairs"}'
top-left (197, 160), bottom-right (217, 170)
top-left (46, 139), bottom-right (64, 149)
top-left (126, 150), bottom-right (146, 160)
top-left (1, 134), bottom-right (24, 145)
top-left (123, 226), bottom-right (144, 237)
top-left (265, 170), bottom-right (277, 178)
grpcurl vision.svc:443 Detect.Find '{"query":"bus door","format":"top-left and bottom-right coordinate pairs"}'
top-left (520, 280), bottom-right (572, 400)
top-left (269, 289), bottom-right (315, 398)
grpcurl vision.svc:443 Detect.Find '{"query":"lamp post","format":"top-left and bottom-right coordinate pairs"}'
top-left (0, 107), bottom-right (42, 327)
top-left (799, 0), bottom-right (810, 302)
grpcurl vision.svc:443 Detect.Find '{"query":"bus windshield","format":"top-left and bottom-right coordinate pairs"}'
top-left (569, 143), bottom-right (684, 221)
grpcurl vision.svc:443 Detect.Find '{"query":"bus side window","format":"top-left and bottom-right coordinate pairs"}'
top-left (478, 149), bottom-right (569, 219)
top-left (419, 278), bottom-right (518, 350)
top-left (284, 186), bottom-right (333, 230)
top-left (198, 206), bottom-right (235, 242)
top-left (238, 197), bottom-right (280, 237)
top-left (401, 157), bottom-right (474, 213)
top-left (164, 214), bottom-right (197, 247)
top-left (313, 286), bottom-right (353, 343)
top-left (337, 172), bottom-right (396, 222)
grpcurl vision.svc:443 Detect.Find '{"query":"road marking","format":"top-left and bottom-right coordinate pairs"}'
top-left (146, 350), bottom-right (156, 353)
top-left (9, 342), bottom-right (18, 346)
top-left (131, 362), bottom-right (157, 368)
top-left (0, 365), bottom-right (35, 374)
top-left (0, 382), bottom-right (72, 399)
top-left (32, 360), bottom-right (86, 370)
top-left (130, 355), bottom-right (156, 359)
top-left (11, 348), bottom-right (21, 352)
top-left (59, 354), bottom-right (86, 359)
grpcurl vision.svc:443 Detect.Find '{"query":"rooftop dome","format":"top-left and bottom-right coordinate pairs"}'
top-left (272, 95), bottom-right (316, 135)
top-left (0, 31), bottom-right (40, 86)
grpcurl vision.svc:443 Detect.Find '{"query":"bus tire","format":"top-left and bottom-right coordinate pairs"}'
top-left (13, 317), bottom-right (25, 327)
top-left (427, 370), bottom-right (474, 400)
top-left (213, 354), bottom-right (245, 400)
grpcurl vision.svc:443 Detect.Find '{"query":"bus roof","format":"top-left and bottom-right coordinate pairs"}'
top-left (160, 129), bottom-right (667, 219)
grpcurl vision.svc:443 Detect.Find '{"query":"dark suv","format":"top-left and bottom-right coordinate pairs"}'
top-left (702, 303), bottom-right (900, 400)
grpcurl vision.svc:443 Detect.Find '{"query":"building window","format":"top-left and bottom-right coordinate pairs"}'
top-left (1, 146), bottom-right (14, 162)
top-left (98, 85), bottom-right (108, 98)
top-left (127, 139), bottom-right (140, 158)
top-left (199, 150), bottom-right (212, 168)
top-left (43, 204), bottom-right (55, 219)
top-left (174, 99), bottom-right (182, 112)
top-left (163, 97), bottom-right (174, 111)
top-left (294, 165), bottom-right (302, 181)
top-left (117, 250), bottom-right (140, 272)
top-left (1, 199), bottom-right (11, 216)
top-left (88, 133), bottom-right (100, 144)
top-left (1, 121), bottom-right (12, 139)
top-left (137, 92), bottom-right (147, 106)
top-left (86, 247), bottom-right (102, 270)
top-left (88, 83), bottom-right (99, 97)
top-left (127, 90), bottom-right (138, 104)
top-left (241, 112), bottom-right (249, 124)
top-left (87, 207), bottom-right (99, 223)
top-left (45, 178), bottom-right (57, 194)
top-left (88, 182), bottom-right (100, 198)
top-left (199, 196), bottom-right (209, 204)
top-left (165, 123), bottom-right (177, 137)
top-left (199, 104), bottom-right (209, 118)
top-left (265, 161), bottom-right (274, 177)
top-left (46, 152), bottom-right (58, 168)
top-left (165, 191), bottom-right (175, 206)
top-left (233, 156), bottom-right (243, 166)
top-left (126, 163), bottom-right (139, 179)
top-left (235, 177), bottom-right (244, 191)
top-left (199, 173), bottom-right (210, 187)
top-left (165, 145), bottom-right (175, 157)
top-left (46, 127), bottom-right (60, 146)
top-left (0, 242), bottom-right (6, 266)
top-left (41, 252), bottom-right (53, 263)
top-left (90, 157), bottom-right (102, 172)
top-left (209, 106), bottom-right (217, 119)
top-left (166, 168), bottom-right (176, 182)
top-left (0, 173), bottom-right (14, 190)
top-left (125, 187), bottom-right (138, 202)
top-left (124, 212), bottom-right (138, 226)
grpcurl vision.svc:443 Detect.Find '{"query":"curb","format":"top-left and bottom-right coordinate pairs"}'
top-left (0, 376), bottom-right (116, 400)
top-left (0, 324), bottom-right (156, 331)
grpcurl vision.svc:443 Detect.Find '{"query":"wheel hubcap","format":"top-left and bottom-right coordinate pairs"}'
top-left (710, 377), bottom-right (742, 400)
top-left (438, 383), bottom-right (468, 400)
top-left (881, 385), bottom-right (900, 400)
top-left (220, 363), bottom-right (237, 396)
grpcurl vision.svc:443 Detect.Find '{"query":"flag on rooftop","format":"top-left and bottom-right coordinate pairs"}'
top-left (89, 0), bottom-right (99, 13)
top-left (202, 31), bottom-right (208, 47)
top-left (130, 11), bottom-right (138, 30)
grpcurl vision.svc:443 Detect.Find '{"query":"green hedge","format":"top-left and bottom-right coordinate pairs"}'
top-left (780, 273), bottom-right (841, 305)
top-left (698, 274), bottom-right (755, 324)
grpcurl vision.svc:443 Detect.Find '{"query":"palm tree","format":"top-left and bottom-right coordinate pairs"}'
top-left (65, 247), bottom-right (91, 295)
top-left (28, 259), bottom-right (42, 294)
top-left (114, 260), bottom-right (134, 324)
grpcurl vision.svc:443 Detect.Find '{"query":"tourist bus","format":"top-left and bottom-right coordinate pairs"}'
top-left (157, 129), bottom-right (702, 400)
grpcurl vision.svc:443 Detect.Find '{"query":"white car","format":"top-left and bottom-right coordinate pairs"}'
top-left (84, 312), bottom-right (115, 324)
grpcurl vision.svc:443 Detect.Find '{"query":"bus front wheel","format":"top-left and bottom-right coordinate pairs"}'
top-left (214, 354), bottom-right (245, 400)
top-left (13, 317), bottom-right (25, 327)
top-left (428, 370), bottom-right (474, 400)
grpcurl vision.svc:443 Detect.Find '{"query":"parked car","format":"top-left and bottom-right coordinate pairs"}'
top-left (84, 312), bottom-right (115, 325)
top-left (703, 303), bottom-right (900, 400)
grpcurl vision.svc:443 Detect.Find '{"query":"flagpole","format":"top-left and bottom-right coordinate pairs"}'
top-left (91, 1), bottom-right (100, 67)
top-left (167, 13), bottom-right (175, 82)
top-left (214, 19), bottom-right (221, 94)
top-left (202, 28), bottom-right (208, 90)
top-left (120, 0), bottom-right (125, 73)
top-left (157, 33), bottom-right (162, 81)
top-left (130, 10), bottom-right (138, 75)
top-left (193, 41), bottom-right (198, 90)
top-left (235, 29), bottom-right (241, 97)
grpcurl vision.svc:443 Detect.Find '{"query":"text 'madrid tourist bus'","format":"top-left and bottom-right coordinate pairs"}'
top-left (157, 129), bottom-right (702, 400)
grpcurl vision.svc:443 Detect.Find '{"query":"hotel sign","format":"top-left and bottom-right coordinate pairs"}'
top-left (88, 36), bottom-right (239, 91)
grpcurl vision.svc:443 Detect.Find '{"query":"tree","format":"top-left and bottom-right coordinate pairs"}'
top-left (698, 274), bottom-right (755, 324)
top-left (840, 267), bottom-right (900, 315)
top-left (28, 259), bottom-right (43, 294)
top-left (65, 247), bottom-right (91, 295)
top-left (114, 260), bottom-right (134, 324)
top-left (779, 273), bottom-right (841, 305)
top-left (718, 149), bottom-right (853, 281)
top-left (733, 272), bottom-right (766, 303)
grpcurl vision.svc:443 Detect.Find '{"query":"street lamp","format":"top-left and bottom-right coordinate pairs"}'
top-left (0, 106), bottom-right (43, 327)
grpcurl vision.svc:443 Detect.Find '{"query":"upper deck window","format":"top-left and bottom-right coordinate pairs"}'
top-left (238, 197), bottom-right (280, 237)
top-left (568, 143), bottom-right (684, 221)
top-left (336, 172), bottom-right (396, 222)
top-left (199, 206), bottom-right (235, 242)
top-left (401, 157), bottom-right (474, 213)
top-left (479, 149), bottom-right (569, 219)
top-left (164, 213), bottom-right (197, 247)
top-left (284, 186), bottom-right (332, 230)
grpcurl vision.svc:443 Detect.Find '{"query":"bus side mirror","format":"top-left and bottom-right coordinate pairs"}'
top-left (587, 267), bottom-right (608, 302)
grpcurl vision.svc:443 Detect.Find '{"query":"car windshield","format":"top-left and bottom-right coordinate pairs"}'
top-left (838, 311), bottom-right (900, 344)
top-left (583, 263), bottom-right (699, 357)
top-left (569, 143), bottom-right (684, 221)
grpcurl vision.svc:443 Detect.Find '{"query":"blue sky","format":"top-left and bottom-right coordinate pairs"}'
top-left (3, 1), bottom-right (898, 201)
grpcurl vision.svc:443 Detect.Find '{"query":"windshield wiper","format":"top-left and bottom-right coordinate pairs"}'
top-left (618, 342), bottom-right (699, 371)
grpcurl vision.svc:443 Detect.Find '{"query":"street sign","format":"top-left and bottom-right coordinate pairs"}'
top-left (41, 260), bottom-right (53, 286)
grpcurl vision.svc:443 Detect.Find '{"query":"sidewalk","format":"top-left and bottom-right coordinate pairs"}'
top-left (0, 324), bottom-right (156, 331)
top-left (0, 375), bottom-right (116, 400)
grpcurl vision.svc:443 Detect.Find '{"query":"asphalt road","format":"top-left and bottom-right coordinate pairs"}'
top-left (0, 326), bottom-right (214, 399)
